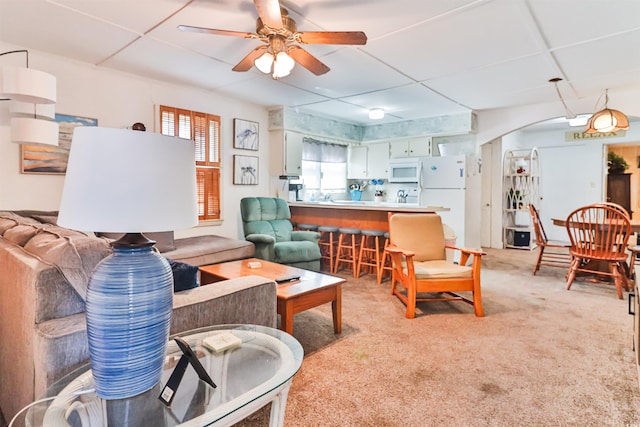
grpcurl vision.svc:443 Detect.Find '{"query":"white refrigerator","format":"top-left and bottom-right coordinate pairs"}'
top-left (419, 155), bottom-right (482, 252)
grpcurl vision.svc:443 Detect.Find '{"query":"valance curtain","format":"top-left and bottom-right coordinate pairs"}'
top-left (302, 137), bottom-right (347, 163)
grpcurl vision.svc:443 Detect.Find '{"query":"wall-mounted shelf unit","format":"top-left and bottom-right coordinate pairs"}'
top-left (503, 147), bottom-right (540, 250)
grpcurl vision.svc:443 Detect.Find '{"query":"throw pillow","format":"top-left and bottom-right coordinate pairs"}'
top-left (168, 259), bottom-right (200, 292)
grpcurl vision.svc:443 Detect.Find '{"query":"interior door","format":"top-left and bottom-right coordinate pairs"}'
top-left (480, 140), bottom-right (499, 248)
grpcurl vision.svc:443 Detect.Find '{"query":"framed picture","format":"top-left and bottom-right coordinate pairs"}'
top-left (233, 155), bottom-right (259, 185)
top-left (233, 118), bottom-right (259, 150)
top-left (21, 113), bottom-right (98, 174)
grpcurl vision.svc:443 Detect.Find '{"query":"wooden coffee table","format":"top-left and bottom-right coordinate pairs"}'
top-left (200, 258), bottom-right (344, 335)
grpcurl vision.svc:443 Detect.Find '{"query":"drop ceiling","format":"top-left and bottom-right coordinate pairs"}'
top-left (1, 0), bottom-right (640, 127)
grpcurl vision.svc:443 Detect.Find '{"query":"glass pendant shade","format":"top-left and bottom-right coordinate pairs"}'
top-left (585, 108), bottom-right (629, 134)
top-left (58, 127), bottom-right (197, 399)
top-left (273, 52), bottom-right (295, 78)
top-left (0, 65), bottom-right (56, 104)
top-left (254, 52), bottom-right (274, 74)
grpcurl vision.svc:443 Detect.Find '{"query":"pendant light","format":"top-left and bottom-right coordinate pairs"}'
top-left (1, 50), bottom-right (59, 146)
top-left (584, 89), bottom-right (629, 134)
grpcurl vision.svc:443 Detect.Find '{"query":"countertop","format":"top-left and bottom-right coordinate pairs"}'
top-left (289, 201), bottom-right (450, 212)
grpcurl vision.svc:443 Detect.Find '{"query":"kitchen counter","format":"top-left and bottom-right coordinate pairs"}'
top-left (289, 201), bottom-right (449, 231)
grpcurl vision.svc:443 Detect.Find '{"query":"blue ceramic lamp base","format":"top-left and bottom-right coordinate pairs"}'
top-left (86, 233), bottom-right (173, 399)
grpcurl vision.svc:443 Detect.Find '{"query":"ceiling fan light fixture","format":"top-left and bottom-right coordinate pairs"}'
top-left (254, 52), bottom-right (274, 74)
top-left (584, 89), bottom-right (629, 134)
top-left (369, 108), bottom-right (384, 120)
top-left (272, 52), bottom-right (294, 78)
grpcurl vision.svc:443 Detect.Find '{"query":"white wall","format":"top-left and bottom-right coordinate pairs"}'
top-left (500, 125), bottom-right (640, 243)
top-left (0, 42), bottom-right (271, 240)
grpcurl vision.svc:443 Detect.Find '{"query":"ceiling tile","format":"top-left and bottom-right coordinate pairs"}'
top-left (101, 37), bottom-right (254, 90)
top-left (0, 0), bottom-right (139, 64)
top-left (363, 0), bottom-right (542, 81)
top-left (426, 54), bottom-right (559, 109)
top-left (528, 0), bottom-right (640, 48)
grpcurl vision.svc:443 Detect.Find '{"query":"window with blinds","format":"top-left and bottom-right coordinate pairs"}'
top-left (160, 105), bottom-right (221, 220)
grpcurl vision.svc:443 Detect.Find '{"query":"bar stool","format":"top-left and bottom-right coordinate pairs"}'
top-left (377, 231), bottom-right (392, 284)
top-left (297, 223), bottom-right (319, 232)
top-left (318, 225), bottom-right (339, 272)
top-left (334, 227), bottom-right (361, 277)
top-left (356, 229), bottom-right (385, 278)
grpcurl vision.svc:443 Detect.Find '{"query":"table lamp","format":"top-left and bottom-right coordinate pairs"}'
top-left (57, 126), bottom-right (197, 399)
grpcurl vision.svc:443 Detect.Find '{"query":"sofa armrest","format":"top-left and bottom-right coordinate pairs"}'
top-left (171, 275), bottom-right (277, 332)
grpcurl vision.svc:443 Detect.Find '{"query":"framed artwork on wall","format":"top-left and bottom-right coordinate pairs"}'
top-left (233, 118), bottom-right (258, 150)
top-left (233, 155), bottom-right (259, 185)
top-left (21, 113), bottom-right (98, 174)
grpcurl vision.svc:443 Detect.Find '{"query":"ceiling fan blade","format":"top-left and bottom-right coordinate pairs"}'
top-left (232, 45), bottom-right (269, 72)
top-left (296, 31), bottom-right (367, 45)
top-left (178, 25), bottom-right (258, 39)
top-left (287, 45), bottom-right (330, 75)
top-left (254, 0), bottom-right (283, 29)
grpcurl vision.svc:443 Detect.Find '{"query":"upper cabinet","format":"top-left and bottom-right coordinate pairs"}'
top-left (389, 137), bottom-right (431, 158)
top-left (348, 145), bottom-right (367, 179)
top-left (269, 129), bottom-right (304, 176)
top-left (367, 142), bottom-right (389, 179)
top-left (348, 142), bottom-right (390, 179)
top-left (284, 131), bottom-right (303, 175)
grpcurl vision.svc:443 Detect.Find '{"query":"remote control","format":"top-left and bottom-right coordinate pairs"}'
top-left (275, 275), bottom-right (300, 283)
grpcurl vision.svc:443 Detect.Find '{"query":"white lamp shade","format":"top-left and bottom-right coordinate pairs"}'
top-left (0, 65), bottom-right (56, 104)
top-left (10, 101), bottom-right (56, 119)
top-left (10, 117), bottom-right (59, 146)
top-left (57, 127), bottom-right (198, 233)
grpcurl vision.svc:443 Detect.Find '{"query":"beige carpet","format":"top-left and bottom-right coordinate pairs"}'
top-left (237, 248), bottom-right (640, 426)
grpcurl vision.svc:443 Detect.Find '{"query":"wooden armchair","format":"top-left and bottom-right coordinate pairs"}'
top-left (565, 204), bottom-right (631, 299)
top-left (385, 213), bottom-right (485, 318)
top-left (529, 204), bottom-right (572, 275)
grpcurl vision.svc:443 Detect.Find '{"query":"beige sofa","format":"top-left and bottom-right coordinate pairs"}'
top-left (0, 211), bottom-right (274, 422)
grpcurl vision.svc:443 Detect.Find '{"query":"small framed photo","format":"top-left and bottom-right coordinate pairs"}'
top-left (233, 155), bottom-right (259, 185)
top-left (233, 118), bottom-right (259, 150)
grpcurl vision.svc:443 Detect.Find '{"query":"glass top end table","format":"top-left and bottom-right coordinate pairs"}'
top-left (23, 324), bottom-right (303, 427)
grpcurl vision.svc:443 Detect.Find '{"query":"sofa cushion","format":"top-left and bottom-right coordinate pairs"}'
top-left (0, 217), bottom-right (18, 234)
top-left (97, 231), bottom-right (176, 252)
top-left (3, 224), bottom-right (39, 246)
top-left (24, 226), bottom-right (111, 300)
top-left (162, 235), bottom-right (254, 266)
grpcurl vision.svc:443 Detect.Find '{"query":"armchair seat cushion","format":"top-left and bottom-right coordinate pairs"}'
top-left (412, 260), bottom-right (472, 279)
top-left (275, 241), bottom-right (321, 264)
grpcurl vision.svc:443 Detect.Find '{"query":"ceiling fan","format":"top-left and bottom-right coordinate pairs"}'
top-left (178, 0), bottom-right (367, 79)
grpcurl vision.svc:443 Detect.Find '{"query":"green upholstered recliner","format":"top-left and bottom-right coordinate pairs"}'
top-left (240, 197), bottom-right (321, 271)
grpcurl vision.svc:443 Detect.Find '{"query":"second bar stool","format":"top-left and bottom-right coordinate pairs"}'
top-left (318, 225), bottom-right (339, 272)
top-left (297, 223), bottom-right (319, 232)
top-left (334, 227), bottom-right (361, 277)
top-left (356, 229), bottom-right (385, 278)
top-left (377, 231), bottom-right (392, 284)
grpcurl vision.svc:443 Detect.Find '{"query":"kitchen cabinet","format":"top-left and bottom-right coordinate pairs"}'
top-left (268, 129), bottom-right (303, 176)
top-left (366, 142), bottom-right (389, 179)
top-left (389, 137), bottom-right (431, 158)
top-left (502, 147), bottom-right (540, 250)
top-left (348, 145), bottom-right (367, 179)
top-left (284, 131), bottom-right (303, 175)
top-left (348, 143), bottom-right (390, 179)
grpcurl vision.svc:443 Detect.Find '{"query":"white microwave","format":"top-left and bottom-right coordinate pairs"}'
top-left (389, 157), bottom-right (422, 183)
